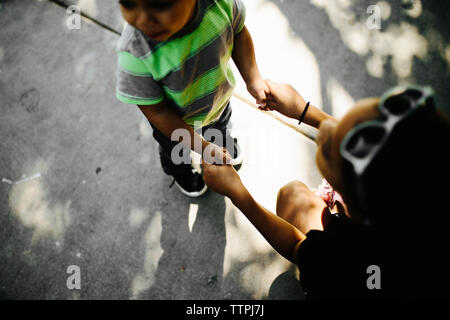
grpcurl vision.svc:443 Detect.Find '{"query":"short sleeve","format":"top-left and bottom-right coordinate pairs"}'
top-left (115, 51), bottom-right (164, 106)
top-left (232, 0), bottom-right (246, 34)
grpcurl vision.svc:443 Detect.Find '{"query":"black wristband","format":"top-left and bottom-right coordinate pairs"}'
top-left (298, 101), bottom-right (310, 125)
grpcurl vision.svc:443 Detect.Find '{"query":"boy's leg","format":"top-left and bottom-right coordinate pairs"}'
top-left (149, 102), bottom-right (235, 173)
top-left (150, 122), bottom-right (207, 197)
top-left (150, 123), bottom-right (193, 176)
top-left (202, 103), bottom-right (243, 167)
top-left (202, 103), bottom-right (234, 154)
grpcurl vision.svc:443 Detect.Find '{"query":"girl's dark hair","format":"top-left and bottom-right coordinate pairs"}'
top-left (342, 109), bottom-right (450, 231)
top-left (341, 105), bottom-right (450, 298)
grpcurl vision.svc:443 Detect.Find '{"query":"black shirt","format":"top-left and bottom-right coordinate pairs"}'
top-left (296, 213), bottom-right (450, 299)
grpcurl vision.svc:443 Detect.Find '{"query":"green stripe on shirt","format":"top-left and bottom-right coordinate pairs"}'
top-left (118, 51), bottom-right (152, 76)
top-left (162, 44), bottom-right (234, 107)
top-left (116, 90), bottom-right (164, 105)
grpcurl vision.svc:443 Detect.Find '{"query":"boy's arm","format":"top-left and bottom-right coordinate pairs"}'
top-left (232, 26), bottom-right (269, 106)
top-left (138, 102), bottom-right (232, 163)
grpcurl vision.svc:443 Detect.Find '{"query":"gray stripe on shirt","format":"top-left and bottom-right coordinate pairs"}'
top-left (158, 26), bottom-right (233, 92)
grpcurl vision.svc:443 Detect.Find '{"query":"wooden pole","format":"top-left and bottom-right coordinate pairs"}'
top-left (232, 92), bottom-right (316, 141)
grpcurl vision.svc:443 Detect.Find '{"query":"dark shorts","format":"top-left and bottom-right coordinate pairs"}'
top-left (150, 103), bottom-right (233, 176)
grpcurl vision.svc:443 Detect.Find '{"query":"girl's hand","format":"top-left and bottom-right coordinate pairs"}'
top-left (202, 143), bottom-right (233, 165)
top-left (202, 158), bottom-right (244, 199)
top-left (264, 79), bottom-right (306, 118)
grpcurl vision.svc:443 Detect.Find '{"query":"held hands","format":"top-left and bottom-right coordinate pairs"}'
top-left (202, 156), bottom-right (244, 199)
top-left (246, 77), bottom-right (270, 107)
top-left (202, 143), bottom-right (233, 165)
top-left (262, 80), bottom-right (307, 119)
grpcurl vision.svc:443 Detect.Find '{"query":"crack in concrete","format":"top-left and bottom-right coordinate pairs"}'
top-left (48, 0), bottom-right (122, 36)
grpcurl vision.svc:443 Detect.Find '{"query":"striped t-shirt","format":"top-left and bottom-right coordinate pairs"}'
top-left (115, 0), bottom-right (246, 127)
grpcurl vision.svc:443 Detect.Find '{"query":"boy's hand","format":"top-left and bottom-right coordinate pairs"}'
top-left (203, 143), bottom-right (233, 165)
top-left (263, 80), bottom-right (307, 119)
top-left (247, 78), bottom-right (270, 107)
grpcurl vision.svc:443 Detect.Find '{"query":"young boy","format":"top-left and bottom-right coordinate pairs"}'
top-left (115, 0), bottom-right (269, 197)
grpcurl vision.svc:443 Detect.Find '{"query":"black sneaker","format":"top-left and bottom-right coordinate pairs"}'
top-left (170, 168), bottom-right (208, 197)
top-left (230, 137), bottom-right (243, 166)
top-left (225, 137), bottom-right (243, 171)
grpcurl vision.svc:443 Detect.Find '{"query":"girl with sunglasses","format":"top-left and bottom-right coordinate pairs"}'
top-left (202, 81), bottom-right (450, 299)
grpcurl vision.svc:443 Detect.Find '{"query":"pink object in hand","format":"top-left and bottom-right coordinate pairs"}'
top-left (316, 179), bottom-right (343, 208)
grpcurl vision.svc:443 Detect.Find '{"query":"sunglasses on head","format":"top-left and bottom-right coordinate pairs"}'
top-left (340, 85), bottom-right (436, 175)
top-left (339, 85), bottom-right (436, 220)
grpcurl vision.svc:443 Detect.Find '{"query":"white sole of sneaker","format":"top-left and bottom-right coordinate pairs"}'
top-left (175, 181), bottom-right (208, 198)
